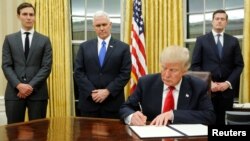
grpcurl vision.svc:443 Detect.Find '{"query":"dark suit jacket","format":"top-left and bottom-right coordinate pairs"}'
top-left (119, 73), bottom-right (216, 125)
top-left (2, 31), bottom-right (52, 100)
top-left (191, 32), bottom-right (244, 97)
top-left (74, 37), bottom-right (131, 114)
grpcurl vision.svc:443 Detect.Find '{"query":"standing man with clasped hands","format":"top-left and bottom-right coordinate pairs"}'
top-left (74, 11), bottom-right (131, 119)
top-left (2, 2), bottom-right (52, 124)
top-left (191, 9), bottom-right (244, 125)
top-left (120, 46), bottom-right (215, 126)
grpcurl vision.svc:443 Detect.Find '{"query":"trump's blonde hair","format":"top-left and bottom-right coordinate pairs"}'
top-left (160, 46), bottom-right (190, 71)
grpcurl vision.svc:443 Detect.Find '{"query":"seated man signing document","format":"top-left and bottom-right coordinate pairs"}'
top-left (119, 46), bottom-right (216, 126)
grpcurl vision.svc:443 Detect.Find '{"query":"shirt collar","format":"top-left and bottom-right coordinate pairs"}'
top-left (163, 78), bottom-right (182, 91)
top-left (212, 29), bottom-right (224, 37)
top-left (98, 35), bottom-right (111, 45)
top-left (21, 28), bottom-right (34, 35)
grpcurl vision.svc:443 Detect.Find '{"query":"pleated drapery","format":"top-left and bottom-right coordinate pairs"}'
top-left (240, 0), bottom-right (250, 103)
top-left (26, 0), bottom-right (73, 116)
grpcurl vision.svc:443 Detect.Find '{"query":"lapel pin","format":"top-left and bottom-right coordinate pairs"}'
top-left (110, 45), bottom-right (113, 48)
top-left (185, 93), bottom-right (189, 98)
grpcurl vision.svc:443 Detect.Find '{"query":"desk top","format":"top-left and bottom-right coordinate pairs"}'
top-left (0, 117), bottom-right (207, 141)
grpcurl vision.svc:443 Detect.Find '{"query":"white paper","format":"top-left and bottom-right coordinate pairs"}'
top-left (129, 125), bottom-right (184, 138)
top-left (169, 124), bottom-right (207, 136)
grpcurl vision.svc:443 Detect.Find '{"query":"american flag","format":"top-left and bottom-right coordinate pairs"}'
top-left (130, 0), bottom-right (147, 93)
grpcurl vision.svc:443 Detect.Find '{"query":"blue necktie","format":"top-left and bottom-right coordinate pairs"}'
top-left (99, 41), bottom-right (106, 67)
top-left (217, 34), bottom-right (223, 58)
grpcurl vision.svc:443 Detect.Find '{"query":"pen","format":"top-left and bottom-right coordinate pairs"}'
top-left (138, 102), bottom-right (143, 113)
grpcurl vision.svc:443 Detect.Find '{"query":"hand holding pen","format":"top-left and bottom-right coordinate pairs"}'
top-left (130, 102), bottom-right (147, 126)
top-left (138, 102), bottom-right (143, 113)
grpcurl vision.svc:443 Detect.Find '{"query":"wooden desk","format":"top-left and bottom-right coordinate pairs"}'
top-left (0, 117), bottom-right (207, 141)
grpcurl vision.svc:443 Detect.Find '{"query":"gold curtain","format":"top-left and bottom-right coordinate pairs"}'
top-left (123, 0), bottom-right (183, 96)
top-left (26, 0), bottom-right (73, 117)
top-left (240, 0), bottom-right (250, 103)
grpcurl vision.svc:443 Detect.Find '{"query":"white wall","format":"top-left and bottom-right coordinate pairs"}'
top-left (0, 96), bottom-right (7, 125)
top-left (0, 0), bottom-right (23, 96)
top-left (0, 0), bottom-right (24, 125)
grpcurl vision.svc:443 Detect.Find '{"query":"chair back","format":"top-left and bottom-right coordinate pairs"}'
top-left (186, 71), bottom-right (211, 96)
top-left (225, 111), bottom-right (250, 125)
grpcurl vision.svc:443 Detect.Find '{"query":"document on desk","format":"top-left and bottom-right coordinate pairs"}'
top-left (129, 125), bottom-right (184, 138)
top-left (169, 124), bottom-right (208, 136)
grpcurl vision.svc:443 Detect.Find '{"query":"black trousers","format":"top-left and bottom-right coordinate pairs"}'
top-left (212, 92), bottom-right (234, 125)
top-left (5, 99), bottom-right (48, 124)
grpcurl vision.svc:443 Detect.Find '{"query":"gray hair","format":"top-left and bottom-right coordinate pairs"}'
top-left (160, 46), bottom-right (190, 71)
top-left (93, 11), bottom-right (110, 22)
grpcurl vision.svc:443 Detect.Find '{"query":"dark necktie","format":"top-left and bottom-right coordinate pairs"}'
top-left (163, 86), bottom-right (175, 112)
top-left (217, 34), bottom-right (223, 58)
top-left (24, 32), bottom-right (30, 59)
top-left (99, 41), bottom-right (106, 67)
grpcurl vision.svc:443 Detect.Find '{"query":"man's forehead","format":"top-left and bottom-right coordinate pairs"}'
top-left (214, 13), bottom-right (226, 17)
top-left (20, 7), bottom-right (34, 13)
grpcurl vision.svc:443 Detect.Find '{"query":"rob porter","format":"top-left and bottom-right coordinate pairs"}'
top-left (212, 129), bottom-right (246, 136)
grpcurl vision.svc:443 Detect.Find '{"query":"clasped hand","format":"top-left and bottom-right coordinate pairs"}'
top-left (91, 89), bottom-right (109, 103)
top-left (211, 81), bottom-right (230, 92)
top-left (16, 83), bottom-right (33, 99)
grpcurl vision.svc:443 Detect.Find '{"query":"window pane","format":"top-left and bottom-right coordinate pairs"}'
top-left (225, 9), bottom-right (244, 35)
top-left (87, 0), bottom-right (102, 15)
top-left (72, 44), bottom-right (80, 68)
top-left (111, 17), bottom-right (120, 40)
top-left (86, 18), bottom-right (96, 40)
top-left (225, 0), bottom-right (244, 9)
top-left (72, 17), bottom-right (85, 40)
top-left (185, 42), bottom-right (196, 68)
top-left (187, 0), bottom-right (204, 13)
top-left (205, 0), bottom-right (223, 12)
top-left (187, 14), bottom-right (204, 38)
top-left (71, 0), bottom-right (85, 16)
top-left (205, 12), bottom-right (213, 34)
top-left (105, 0), bottom-right (120, 16)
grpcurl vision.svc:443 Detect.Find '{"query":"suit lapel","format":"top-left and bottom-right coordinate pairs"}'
top-left (26, 32), bottom-right (38, 62)
top-left (155, 77), bottom-right (164, 113)
top-left (222, 33), bottom-right (230, 60)
top-left (177, 76), bottom-right (192, 109)
top-left (91, 39), bottom-right (100, 67)
top-left (102, 37), bottom-right (115, 67)
top-left (15, 31), bottom-right (26, 62)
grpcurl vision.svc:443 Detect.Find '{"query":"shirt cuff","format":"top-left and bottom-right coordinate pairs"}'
top-left (225, 81), bottom-right (232, 89)
top-left (170, 110), bottom-right (174, 123)
top-left (124, 114), bottom-right (133, 125)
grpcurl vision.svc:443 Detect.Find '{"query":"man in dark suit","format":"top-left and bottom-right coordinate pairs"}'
top-left (120, 46), bottom-right (215, 126)
top-left (74, 11), bottom-right (131, 119)
top-left (1, 2), bottom-right (52, 124)
top-left (191, 9), bottom-right (244, 125)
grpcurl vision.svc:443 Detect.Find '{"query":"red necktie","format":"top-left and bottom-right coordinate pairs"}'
top-left (163, 86), bottom-right (175, 112)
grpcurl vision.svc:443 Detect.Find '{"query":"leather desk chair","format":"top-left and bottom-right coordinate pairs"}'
top-left (186, 71), bottom-right (211, 96)
top-left (225, 111), bottom-right (250, 125)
